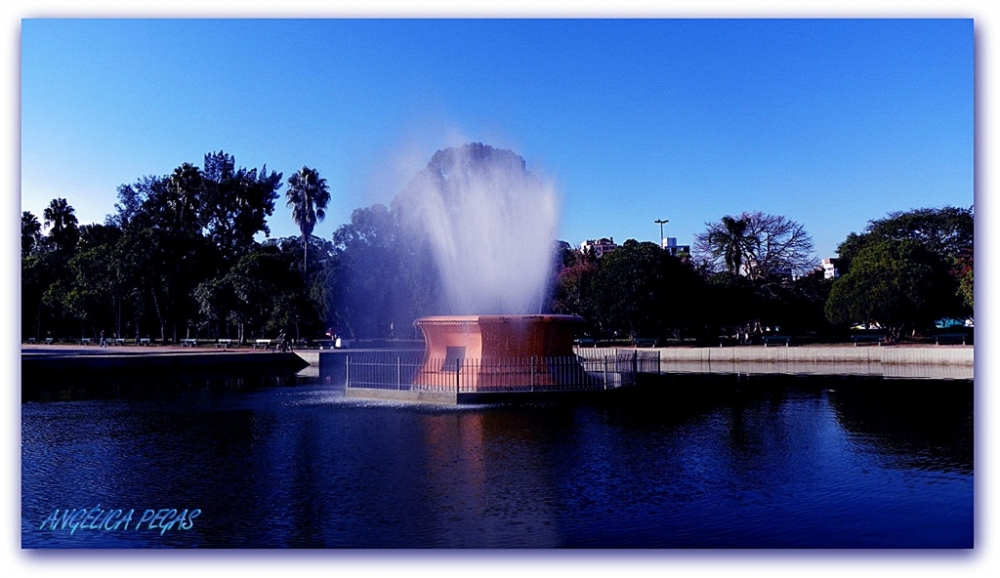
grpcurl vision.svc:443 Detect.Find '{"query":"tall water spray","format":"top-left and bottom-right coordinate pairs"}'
top-left (395, 143), bottom-right (559, 315)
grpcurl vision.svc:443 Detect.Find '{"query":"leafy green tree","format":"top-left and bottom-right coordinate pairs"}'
top-left (955, 251), bottom-right (973, 313)
top-left (109, 176), bottom-right (168, 230)
top-left (700, 272), bottom-right (759, 338)
top-left (77, 223), bottom-right (121, 248)
top-left (223, 243), bottom-right (319, 341)
top-left (692, 212), bottom-right (817, 338)
top-left (27, 152), bottom-right (307, 343)
top-left (591, 239), bottom-right (702, 341)
top-left (825, 239), bottom-right (960, 341)
top-left (756, 269), bottom-right (836, 336)
top-left (554, 240), bottom-right (576, 268)
top-left (141, 227), bottom-right (206, 342)
top-left (551, 244), bottom-right (600, 327)
top-left (286, 166), bottom-right (331, 275)
top-left (689, 267), bottom-right (835, 342)
top-left (228, 247), bottom-right (288, 340)
top-left (194, 276), bottom-right (237, 340)
top-left (836, 206), bottom-right (973, 319)
top-left (70, 224), bottom-right (127, 337)
top-left (127, 175), bottom-right (214, 342)
top-left (201, 151), bottom-right (283, 264)
top-left (331, 204), bottom-right (414, 339)
top-left (164, 163), bottom-right (205, 232)
top-left (22, 248), bottom-right (58, 340)
top-left (836, 206), bottom-right (973, 273)
top-left (23, 199), bottom-right (82, 339)
top-left (65, 245), bottom-right (114, 338)
top-left (111, 223), bottom-right (160, 340)
top-left (267, 236), bottom-right (332, 340)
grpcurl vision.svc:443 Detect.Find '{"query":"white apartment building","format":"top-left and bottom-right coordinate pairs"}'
top-left (580, 237), bottom-right (617, 258)
top-left (822, 258), bottom-right (840, 279)
top-left (661, 237), bottom-right (691, 258)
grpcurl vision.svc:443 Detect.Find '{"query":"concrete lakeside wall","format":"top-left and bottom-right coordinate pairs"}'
top-left (601, 345), bottom-right (975, 365)
top-left (22, 351), bottom-right (309, 379)
top-left (573, 345), bottom-right (974, 380)
top-left (301, 345), bottom-right (972, 364)
top-left (300, 345), bottom-right (973, 381)
top-left (295, 350), bottom-right (320, 366)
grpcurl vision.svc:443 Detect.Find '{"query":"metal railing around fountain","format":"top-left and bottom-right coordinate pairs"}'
top-left (343, 352), bottom-right (657, 393)
top-left (574, 348), bottom-right (662, 373)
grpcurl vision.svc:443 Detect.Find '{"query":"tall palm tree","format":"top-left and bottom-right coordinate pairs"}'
top-left (707, 215), bottom-right (749, 275)
top-left (286, 166), bottom-right (331, 275)
top-left (22, 211), bottom-right (42, 256)
top-left (43, 197), bottom-right (79, 253)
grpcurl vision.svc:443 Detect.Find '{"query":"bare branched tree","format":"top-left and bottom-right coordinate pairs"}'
top-left (695, 211), bottom-right (815, 281)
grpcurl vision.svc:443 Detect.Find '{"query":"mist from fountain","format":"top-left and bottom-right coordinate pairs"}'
top-left (395, 143), bottom-right (560, 316)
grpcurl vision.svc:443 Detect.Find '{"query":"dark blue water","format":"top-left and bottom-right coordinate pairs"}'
top-left (21, 370), bottom-right (973, 548)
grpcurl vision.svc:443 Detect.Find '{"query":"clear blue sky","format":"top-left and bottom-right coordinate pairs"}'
top-left (21, 18), bottom-right (973, 262)
top-left (5, 6), bottom-right (999, 576)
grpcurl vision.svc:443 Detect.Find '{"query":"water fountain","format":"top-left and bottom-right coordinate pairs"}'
top-left (393, 143), bottom-right (587, 393)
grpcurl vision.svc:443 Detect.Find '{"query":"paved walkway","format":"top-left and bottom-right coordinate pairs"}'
top-left (21, 343), bottom-right (280, 358)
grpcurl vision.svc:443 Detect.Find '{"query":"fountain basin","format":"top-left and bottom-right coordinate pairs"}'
top-left (412, 314), bottom-right (584, 389)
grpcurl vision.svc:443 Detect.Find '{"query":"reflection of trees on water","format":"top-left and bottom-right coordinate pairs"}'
top-left (827, 379), bottom-right (973, 475)
top-left (706, 379), bottom-right (834, 498)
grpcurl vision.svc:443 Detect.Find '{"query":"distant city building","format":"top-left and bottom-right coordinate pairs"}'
top-left (822, 258), bottom-right (840, 279)
top-left (580, 237), bottom-right (617, 258)
top-left (661, 237), bottom-right (690, 258)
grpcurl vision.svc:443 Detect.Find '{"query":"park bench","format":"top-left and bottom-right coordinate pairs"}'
top-left (113, 338), bottom-right (126, 346)
top-left (634, 338), bottom-right (658, 348)
top-left (44, 337), bottom-right (54, 345)
top-left (181, 339), bottom-right (198, 347)
top-left (137, 338), bottom-right (151, 346)
top-left (27, 337), bottom-right (36, 344)
top-left (762, 335), bottom-right (791, 347)
top-left (78, 338), bottom-right (92, 346)
top-left (215, 339), bottom-right (233, 349)
top-left (253, 339), bottom-right (273, 350)
top-left (851, 334), bottom-right (884, 346)
top-left (935, 333), bottom-right (968, 346)
top-left (574, 338), bottom-right (597, 348)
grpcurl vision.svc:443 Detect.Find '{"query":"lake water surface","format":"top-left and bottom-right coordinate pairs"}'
top-left (21, 369), bottom-right (973, 548)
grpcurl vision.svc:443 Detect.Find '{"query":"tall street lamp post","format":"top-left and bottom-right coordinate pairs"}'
top-left (655, 218), bottom-right (669, 248)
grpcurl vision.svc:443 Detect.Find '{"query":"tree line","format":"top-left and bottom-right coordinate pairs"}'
top-left (21, 151), bottom-right (328, 344)
top-left (551, 206), bottom-right (972, 344)
top-left (20, 148), bottom-right (973, 346)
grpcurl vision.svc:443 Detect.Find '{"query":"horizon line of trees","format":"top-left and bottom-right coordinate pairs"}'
top-left (20, 148), bottom-right (973, 346)
top-left (552, 205), bottom-right (972, 344)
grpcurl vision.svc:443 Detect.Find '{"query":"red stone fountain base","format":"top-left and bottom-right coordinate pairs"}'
top-left (412, 315), bottom-right (584, 390)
